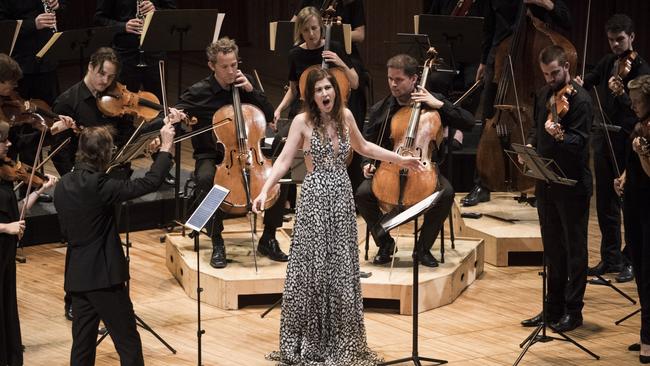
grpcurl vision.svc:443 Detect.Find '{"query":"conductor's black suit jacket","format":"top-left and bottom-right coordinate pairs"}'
top-left (54, 152), bottom-right (172, 292)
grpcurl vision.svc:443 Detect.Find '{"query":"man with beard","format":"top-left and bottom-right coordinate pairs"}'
top-left (520, 45), bottom-right (592, 332)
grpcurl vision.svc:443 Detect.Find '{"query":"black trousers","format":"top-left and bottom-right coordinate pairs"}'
top-left (0, 244), bottom-right (22, 366)
top-left (354, 174), bottom-right (454, 253)
top-left (193, 157), bottom-right (288, 241)
top-left (70, 284), bottom-right (143, 366)
top-left (593, 149), bottom-right (627, 266)
top-left (536, 187), bottom-right (589, 317)
top-left (623, 185), bottom-right (650, 344)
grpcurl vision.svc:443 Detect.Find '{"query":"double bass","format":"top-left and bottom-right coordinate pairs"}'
top-left (371, 48), bottom-right (443, 211)
top-left (475, 7), bottom-right (577, 192)
top-left (212, 85), bottom-right (279, 215)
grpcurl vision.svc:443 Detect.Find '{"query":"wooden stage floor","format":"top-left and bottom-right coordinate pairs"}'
top-left (17, 211), bottom-right (641, 365)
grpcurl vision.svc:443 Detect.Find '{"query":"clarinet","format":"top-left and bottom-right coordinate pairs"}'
top-left (42, 0), bottom-right (57, 33)
top-left (136, 0), bottom-right (147, 67)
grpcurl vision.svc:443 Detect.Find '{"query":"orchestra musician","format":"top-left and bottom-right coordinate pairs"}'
top-left (0, 120), bottom-right (59, 366)
top-left (462, 0), bottom-right (571, 206)
top-left (355, 54), bottom-right (475, 267)
top-left (520, 45), bottom-right (592, 333)
top-left (574, 14), bottom-right (650, 283)
top-left (615, 74), bottom-right (650, 363)
top-left (53, 122), bottom-right (176, 366)
top-left (174, 37), bottom-right (288, 269)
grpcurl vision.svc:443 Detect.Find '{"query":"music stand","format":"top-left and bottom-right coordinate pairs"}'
top-left (269, 20), bottom-right (351, 57)
top-left (378, 191), bottom-right (447, 366)
top-left (36, 26), bottom-right (119, 79)
top-left (392, 33), bottom-right (431, 65)
top-left (504, 143), bottom-right (599, 366)
top-left (185, 184), bottom-right (230, 366)
top-left (415, 15), bottom-right (483, 73)
top-left (0, 20), bottom-right (21, 55)
top-left (139, 9), bottom-right (224, 232)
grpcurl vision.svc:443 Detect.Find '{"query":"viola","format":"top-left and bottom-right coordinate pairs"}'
top-left (0, 157), bottom-right (47, 188)
top-left (546, 83), bottom-right (577, 142)
top-left (371, 48), bottom-right (443, 211)
top-left (610, 51), bottom-right (638, 95)
top-left (298, 2), bottom-right (351, 104)
top-left (96, 82), bottom-right (197, 126)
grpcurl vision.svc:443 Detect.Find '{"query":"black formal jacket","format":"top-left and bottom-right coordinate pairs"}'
top-left (54, 152), bottom-right (172, 292)
top-left (527, 80), bottom-right (592, 197)
top-left (174, 74), bottom-right (273, 160)
top-left (0, 0), bottom-right (67, 73)
top-left (362, 92), bottom-right (475, 168)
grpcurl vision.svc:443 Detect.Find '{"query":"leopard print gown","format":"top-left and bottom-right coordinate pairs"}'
top-left (267, 130), bottom-right (382, 365)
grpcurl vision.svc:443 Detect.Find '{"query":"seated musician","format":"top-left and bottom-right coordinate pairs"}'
top-left (174, 37), bottom-right (288, 269)
top-left (355, 54), bottom-right (475, 267)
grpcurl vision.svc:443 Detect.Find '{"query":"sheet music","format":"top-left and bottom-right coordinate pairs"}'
top-left (185, 184), bottom-right (230, 232)
top-left (213, 13), bottom-right (226, 42)
top-left (10, 20), bottom-right (22, 56)
top-left (381, 191), bottom-right (442, 232)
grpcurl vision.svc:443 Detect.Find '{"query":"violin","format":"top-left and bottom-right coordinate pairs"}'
top-left (0, 92), bottom-right (61, 133)
top-left (371, 48), bottom-right (443, 211)
top-left (0, 157), bottom-right (47, 188)
top-left (610, 51), bottom-right (638, 95)
top-left (634, 118), bottom-right (650, 153)
top-left (96, 82), bottom-right (197, 126)
top-left (546, 83), bottom-right (577, 142)
top-left (298, 2), bottom-right (351, 104)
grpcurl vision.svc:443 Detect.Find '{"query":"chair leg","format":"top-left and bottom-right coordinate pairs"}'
top-left (449, 208), bottom-right (455, 250)
top-left (364, 224), bottom-right (370, 261)
top-left (440, 225), bottom-right (445, 264)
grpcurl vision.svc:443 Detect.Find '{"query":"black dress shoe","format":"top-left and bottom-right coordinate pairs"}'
top-left (210, 237), bottom-right (227, 268)
top-left (615, 264), bottom-right (634, 283)
top-left (550, 313), bottom-right (583, 332)
top-left (629, 343), bottom-right (641, 351)
top-left (461, 185), bottom-right (490, 207)
top-left (418, 250), bottom-right (439, 268)
top-left (65, 304), bottom-right (73, 321)
top-left (163, 172), bottom-right (175, 186)
top-left (372, 239), bottom-right (396, 265)
top-left (257, 237), bottom-right (289, 262)
top-left (37, 193), bottom-right (53, 203)
top-left (641, 354), bottom-right (650, 364)
top-left (587, 261), bottom-right (622, 276)
top-left (520, 312), bottom-right (560, 327)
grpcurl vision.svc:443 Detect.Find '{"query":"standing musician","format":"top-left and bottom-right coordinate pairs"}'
top-left (574, 14), bottom-right (650, 283)
top-left (174, 37), bottom-right (288, 269)
top-left (355, 54), bottom-right (475, 267)
top-left (462, 0), bottom-right (571, 206)
top-left (0, 120), bottom-right (59, 366)
top-left (520, 45), bottom-right (592, 333)
top-left (53, 122), bottom-right (175, 366)
top-left (95, 0), bottom-right (176, 101)
top-left (615, 75), bottom-right (650, 362)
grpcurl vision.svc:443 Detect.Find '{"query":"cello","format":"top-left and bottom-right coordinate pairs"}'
top-left (212, 84), bottom-right (280, 215)
top-left (371, 48), bottom-right (443, 212)
top-left (475, 6), bottom-right (577, 192)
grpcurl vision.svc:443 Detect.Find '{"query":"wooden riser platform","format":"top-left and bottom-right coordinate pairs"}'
top-left (166, 217), bottom-right (484, 315)
top-left (452, 192), bottom-right (542, 266)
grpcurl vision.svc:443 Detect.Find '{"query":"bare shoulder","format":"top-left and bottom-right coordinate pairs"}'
top-left (291, 113), bottom-right (310, 136)
top-left (343, 108), bottom-right (355, 127)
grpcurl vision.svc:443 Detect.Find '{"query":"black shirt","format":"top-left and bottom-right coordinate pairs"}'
top-left (52, 81), bottom-right (136, 147)
top-left (54, 152), bottom-right (172, 292)
top-left (174, 74), bottom-right (274, 160)
top-left (94, 0), bottom-right (176, 50)
top-left (0, 179), bottom-right (19, 253)
top-left (362, 92), bottom-right (475, 168)
top-left (0, 0), bottom-right (67, 73)
top-left (527, 81), bottom-right (592, 197)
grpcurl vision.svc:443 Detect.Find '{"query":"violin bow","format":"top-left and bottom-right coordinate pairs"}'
top-left (506, 55), bottom-right (527, 145)
top-left (13, 137), bottom-right (71, 192)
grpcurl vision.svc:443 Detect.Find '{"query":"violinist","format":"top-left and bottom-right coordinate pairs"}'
top-left (574, 14), bottom-right (650, 283)
top-left (615, 74), bottom-right (650, 363)
top-left (174, 37), bottom-right (288, 269)
top-left (463, 0), bottom-right (571, 206)
top-left (355, 54), bottom-right (474, 267)
top-left (95, 0), bottom-right (177, 100)
top-left (0, 120), bottom-right (58, 366)
top-left (520, 45), bottom-right (592, 333)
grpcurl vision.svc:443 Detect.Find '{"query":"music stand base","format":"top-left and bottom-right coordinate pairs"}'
top-left (380, 356), bottom-right (447, 366)
top-left (588, 275), bottom-right (637, 304)
top-left (514, 324), bottom-right (599, 366)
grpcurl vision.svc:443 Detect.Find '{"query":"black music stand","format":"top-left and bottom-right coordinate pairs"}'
top-left (505, 144), bottom-right (599, 366)
top-left (36, 26), bottom-right (119, 79)
top-left (269, 20), bottom-right (351, 58)
top-left (185, 184), bottom-right (230, 366)
top-left (96, 132), bottom-right (177, 355)
top-left (416, 15), bottom-right (483, 73)
top-left (139, 9), bottom-right (223, 232)
top-left (0, 20), bottom-right (21, 55)
top-left (393, 33), bottom-right (431, 65)
top-left (378, 191), bottom-right (447, 366)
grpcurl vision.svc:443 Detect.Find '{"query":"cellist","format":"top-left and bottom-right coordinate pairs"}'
top-left (519, 45), bottom-right (592, 333)
top-left (355, 54), bottom-right (474, 267)
top-left (462, 0), bottom-right (571, 206)
top-left (174, 37), bottom-right (288, 269)
top-left (574, 14), bottom-right (650, 284)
